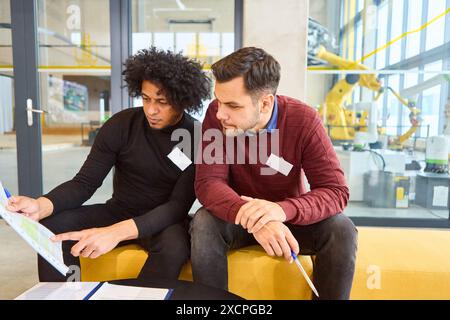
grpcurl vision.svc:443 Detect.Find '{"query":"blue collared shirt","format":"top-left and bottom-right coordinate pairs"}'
top-left (245, 97), bottom-right (278, 136)
top-left (264, 97), bottom-right (278, 133)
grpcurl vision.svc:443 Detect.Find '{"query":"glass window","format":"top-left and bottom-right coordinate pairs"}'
top-left (389, 0), bottom-right (404, 65)
top-left (221, 32), bottom-right (235, 56)
top-left (421, 85), bottom-right (442, 136)
top-left (405, 68), bottom-right (419, 88)
top-left (0, 0), bottom-right (12, 68)
top-left (132, 33), bottom-right (153, 55)
top-left (386, 75), bottom-right (400, 136)
top-left (307, 0), bottom-right (450, 224)
top-left (37, 0), bottom-right (113, 202)
top-left (375, 3), bottom-right (388, 69)
top-left (425, 0), bottom-right (446, 51)
top-left (355, 20), bottom-right (363, 61)
top-left (405, 0), bottom-right (423, 59)
top-left (357, 0), bottom-right (365, 13)
top-left (424, 60), bottom-right (443, 81)
top-left (131, 0), bottom-right (235, 62)
top-left (176, 33), bottom-right (196, 54)
top-left (154, 32), bottom-right (175, 51)
top-left (38, 0), bottom-right (111, 68)
top-left (130, 0), bottom-right (236, 120)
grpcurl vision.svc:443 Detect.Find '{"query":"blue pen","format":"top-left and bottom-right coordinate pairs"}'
top-left (4, 188), bottom-right (11, 199)
top-left (290, 250), bottom-right (320, 298)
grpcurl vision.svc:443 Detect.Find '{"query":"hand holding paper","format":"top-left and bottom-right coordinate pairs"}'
top-left (0, 181), bottom-right (69, 275)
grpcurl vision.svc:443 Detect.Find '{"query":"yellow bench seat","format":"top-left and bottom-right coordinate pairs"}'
top-left (80, 227), bottom-right (450, 300)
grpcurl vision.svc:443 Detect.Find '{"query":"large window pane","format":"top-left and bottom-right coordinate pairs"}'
top-left (421, 85), bottom-right (442, 136)
top-left (424, 60), bottom-right (443, 81)
top-left (375, 2), bottom-right (388, 69)
top-left (307, 0), bottom-right (450, 223)
top-left (405, 0), bottom-right (423, 59)
top-left (0, 0), bottom-right (12, 67)
top-left (386, 75), bottom-right (400, 136)
top-left (426, 0), bottom-right (446, 51)
top-left (37, 0), bottom-right (112, 203)
top-left (389, 0), bottom-right (404, 65)
top-left (131, 0), bottom-right (236, 120)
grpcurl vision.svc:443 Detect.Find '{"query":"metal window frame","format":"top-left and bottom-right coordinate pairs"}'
top-left (235, 0), bottom-right (243, 50)
top-left (398, 0), bottom-right (408, 131)
top-left (110, 0), bottom-right (131, 114)
top-left (351, 217), bottom-right (450, 228)
top-left (439, 0), bottom-right (450, 134)
top-left (10, 0), bottom-right (43, 197)
top-left (415, 0), bottom-right (429, 137)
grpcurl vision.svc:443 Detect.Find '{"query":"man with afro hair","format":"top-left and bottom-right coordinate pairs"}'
top-left (7, 47), bottom-right (211, 282)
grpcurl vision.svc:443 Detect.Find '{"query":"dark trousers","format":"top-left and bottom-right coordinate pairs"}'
top-left (38, 204), bottom-right (190, 282)
top-left (189, 207), bottom-right (358, 300)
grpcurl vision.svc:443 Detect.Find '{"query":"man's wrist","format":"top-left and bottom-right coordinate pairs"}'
top-left (275, 202), bottom-right (287, 222)
top-left (112, 219), bottom-right (139, 241)
top-left (276, 200), bottom-right (296, 222)
top-left (36, 197), bottom-right (54, 220)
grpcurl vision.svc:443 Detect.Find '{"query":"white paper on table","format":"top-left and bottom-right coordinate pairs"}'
top-left (0, 181), bottom-right (69, 275)
top-left (89, 283), bottom-right (170, 300)
top-left (15, 282), bottom-right (100, 300)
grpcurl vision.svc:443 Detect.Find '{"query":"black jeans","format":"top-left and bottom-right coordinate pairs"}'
top-left (38, 204), bottom-right (190, 282)
top-left (189, 207), bottom-right (358, 300)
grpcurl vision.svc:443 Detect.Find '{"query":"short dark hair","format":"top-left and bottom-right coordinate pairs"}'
top-left (211, 47), bottom-right (281, 98)
top-left (123, 46), bottom-right (211, 113)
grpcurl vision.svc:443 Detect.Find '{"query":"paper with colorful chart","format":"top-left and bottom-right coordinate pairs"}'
top-left (0, 181), bottom-right (69, 275)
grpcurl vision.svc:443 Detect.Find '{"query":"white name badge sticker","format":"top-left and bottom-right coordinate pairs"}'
top-left (167, 147), bottom-right (192, 171)
top-left (265, 154), bottom-right (293, 176)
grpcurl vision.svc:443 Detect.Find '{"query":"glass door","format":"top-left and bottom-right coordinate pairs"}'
top-left (4, 0), bottom-right (113, 202)
top-left (36, 0), bottom-right (113, 203)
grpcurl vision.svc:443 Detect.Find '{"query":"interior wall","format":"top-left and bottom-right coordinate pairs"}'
top-left (243, 0), bottom-right (309, 101)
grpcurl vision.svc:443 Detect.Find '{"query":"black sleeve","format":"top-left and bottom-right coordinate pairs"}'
top-left (43, 117), bottom-right (123, 214)
top-left (132, 164), bottom-right (196, 239)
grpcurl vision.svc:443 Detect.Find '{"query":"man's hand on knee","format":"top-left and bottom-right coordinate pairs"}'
top-left (252, 221), bottom-right (299, 262)
top-left (235, 196), bottom-right (287, 233)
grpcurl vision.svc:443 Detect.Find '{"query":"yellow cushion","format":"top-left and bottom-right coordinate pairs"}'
top-left (80, 227), bottom-right (450, 300)
top-left (80, 245), bottom-right (313, 300)
top-left (350, 227), bottom-right (450, 300)
top-left (81, 244), bottom-right (147, 282)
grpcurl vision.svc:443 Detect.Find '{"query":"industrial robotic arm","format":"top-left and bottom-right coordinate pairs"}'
top-left (314, 46), bottom-right (421, 147)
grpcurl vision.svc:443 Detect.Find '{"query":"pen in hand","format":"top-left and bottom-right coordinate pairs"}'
top-left (290, 250), bottom-right (320, 298)
top-left (4, 188), bottom-right (11, 199)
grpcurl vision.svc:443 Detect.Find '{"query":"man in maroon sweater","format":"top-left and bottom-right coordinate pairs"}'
top-left (190, 47), bottom-right (358, 300)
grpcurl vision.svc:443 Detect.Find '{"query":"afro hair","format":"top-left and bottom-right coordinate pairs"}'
top-left (123, 46), bottom-right (211, 114)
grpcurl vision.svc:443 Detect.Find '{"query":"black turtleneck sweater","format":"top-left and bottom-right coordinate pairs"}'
top-left (44, 107), bottom-right (197, 239)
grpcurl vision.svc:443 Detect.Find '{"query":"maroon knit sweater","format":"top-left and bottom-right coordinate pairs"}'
top-left (195, 95), bottom-right (349, 225)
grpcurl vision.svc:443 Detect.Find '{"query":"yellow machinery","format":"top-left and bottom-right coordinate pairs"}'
top-left (316, 46), bottom-right (421, 148)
